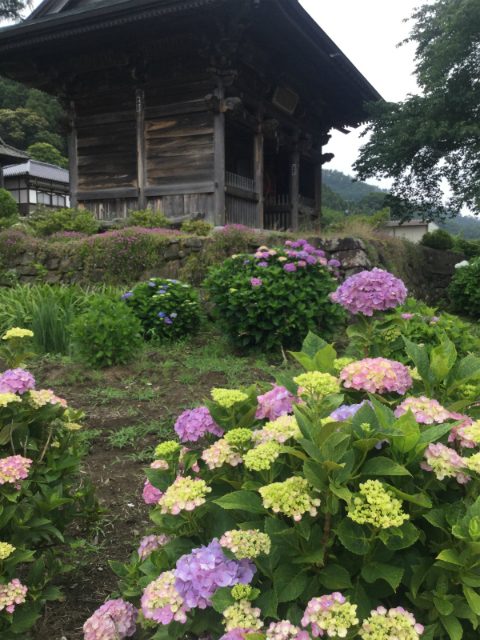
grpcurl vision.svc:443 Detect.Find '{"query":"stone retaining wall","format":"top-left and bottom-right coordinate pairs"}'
top-left (0, 231), bottom-right (461, 304)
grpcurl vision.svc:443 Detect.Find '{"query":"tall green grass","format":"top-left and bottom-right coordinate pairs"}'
top-left (0, 284), bottom-right (120, 355)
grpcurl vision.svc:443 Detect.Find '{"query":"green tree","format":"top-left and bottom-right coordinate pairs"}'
top-left (0, 107), bottom-right (63, 151)
top-left (0, 0), bottom-right (28, 20)
top-left (27, 142), bottom-right (68, 168)
top-left (355, 0), bottom-right (480, 218)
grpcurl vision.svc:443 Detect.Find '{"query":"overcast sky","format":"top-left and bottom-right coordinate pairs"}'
top-left (300, 0), bottom-right (422, 184)
top-left (27, 0), bottom-right (422, 183)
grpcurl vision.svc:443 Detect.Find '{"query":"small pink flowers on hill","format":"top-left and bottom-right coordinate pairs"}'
top-left (83, 599), bottom-right (137, 640)
top-left (340, 358), bottom-right (413, 395)
top-left (330, 268), bottom-right (407, 316)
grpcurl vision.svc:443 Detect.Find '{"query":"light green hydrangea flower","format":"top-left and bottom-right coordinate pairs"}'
top-left (0, 542), bottom-right (15, 560)
top-left (252, 415), bottom-right (301, 445)
top-left (259, 476), bottom-right (320, 521)
top-left (359, 606), bottom-right (424, 640)
top-left (334, 357), bottom-right (355, 372)
top-left (224, 428), bottom-right (253, 448)
top-left (211, 388), bottom-right (249, 408)
top-left (159, 477), bottom-right (211, 515)
top-left (154, 441), bottom-right (181, 459)
top-left (293, 372), bottom-right (340, 398)
top-left (231, 584), bottom-right (255, 601)
top-left (220, 529), bottom-right (271, 559)
top-left (348, 480), bottom-right (409, 529)
top-left (465, 452), bottom-right (480, 474)
top-left (244, 442), bottom-right (282, 471)
top-left (223, 600), bottom-right (263, 632)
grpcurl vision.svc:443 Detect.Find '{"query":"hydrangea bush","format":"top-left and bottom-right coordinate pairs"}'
top-left (204, 239), bottom-right (345, 350)
top-left (0, 328), bottom-right (96, 637)
top-left (86, 310), bottom-right (480, 639)
top-left (123, 277), bottom-right (201, 341)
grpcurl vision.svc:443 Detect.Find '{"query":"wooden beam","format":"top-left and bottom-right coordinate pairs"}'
top-left (67, 101), bottom-right (79, 208)
top-left (213, 82), bottom-right (226, 226)
top-left (254, 120), bottom-right (264, 228)
top-left (314, 158), bottom-right (322, 226)
top-left (136, 88), bottom-right (146, 209)
top-left (290, 146), bottom-right (300, 231)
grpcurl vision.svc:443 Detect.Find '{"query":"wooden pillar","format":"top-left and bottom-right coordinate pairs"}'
top-left (67, 101), bottom-right (78, 209)
top-left (213, 83), bottom-right (226, 226)
top-left (314, 159), bottom-right (323, 227)
top-left (254, 125), bottom-right (264, 229)
top-left (136, 88), bottom-right (146, 210)
top-left (289, 146), bottom-right (300, 231)
top-left (0, 165), bottom-right (4, 189)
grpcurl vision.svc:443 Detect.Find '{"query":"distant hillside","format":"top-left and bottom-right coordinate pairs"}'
top-left (440, 216), bottom-right (480, 240)
top-left (323, 169), bottom-right (386, 203)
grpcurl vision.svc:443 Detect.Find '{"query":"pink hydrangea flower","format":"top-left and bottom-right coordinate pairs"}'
top-left (174, 407), bottom-right (223, 443)
top-left (0, 369), bottom-right (35, 395)
top-left (0, 455), bottom-right (32, 488)
top-left (0, 579), bottom-right (27, 614)
top-left (137, 534), bottom-right (170, 560)
top-left (448, 413), bottom-right (477, 448)
top-left (302, 592), bottom-right (359, 638)
top-left (394, 396), bottom-right (451, 424)
top-left (421, 443), bottom-right (469, 484)
top-left (341, 358), bottom-right (413, 395)
top-left (256, 385), bottom-right (296, 421)
top-left (142, 480), bottom-right (162, 505)
top-left (83, 599), bottom-right (137, 640)
top-left (250, 278), bottom-right (263, 288)
top-left (220, 630), bottom-right (258, 640)
top-left (141, 571), bottom-right (187, 625)
top-left (330, 268), bottom-right (407, 316)
top-left (267, 620), bottom-right (310, 640)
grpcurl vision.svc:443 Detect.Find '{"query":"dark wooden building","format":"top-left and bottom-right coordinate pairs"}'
top-left (0, 0), bottom-right (381, 229)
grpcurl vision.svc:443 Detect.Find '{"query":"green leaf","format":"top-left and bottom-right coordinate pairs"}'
top-left (437, 549), bottom-right (463, 566)
top-left (463, 586), bottom-right (480, 615)
top-left (440, 614), bottom-right (463, 640)
top-left (10, 604), bottom-right (41, 633)
top-left (319, 564), bottom-right (353, 590)
top-left (435, 598), bottom-right (455, 616)
top-left (274, 565), bottom-right (309, 603)
top-left (256, 589), bottom-right (278, 618)
top-left (336, 519), bottom-right (371, 555)
top-left (418, 423), bottom-right (454, 446)
top-left (211, 587), bottom-right (235, 613)
top-left (430, 338), bottom-right (457, 382)
top-left (213, 491), bottom-right (265, 514)
top-left (361, 562), bottom-right (404, 591)
top-left (314, 344), bottom-right (337, 373)
top-left (403, 338), bottom-right (431, 386)
top-left (379, 521), bottom-right (419, 550)
top-left (361, 457), bottom-right (411, 477)
top-left (301, 331), bottom-right (328, 358)
top-left (391, 411), bottom-right (420, 453)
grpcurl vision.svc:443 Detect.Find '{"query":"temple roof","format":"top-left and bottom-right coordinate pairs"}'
top-left (0, 138), bottom-right (29, 165)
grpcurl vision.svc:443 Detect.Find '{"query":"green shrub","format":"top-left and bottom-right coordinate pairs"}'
top-left (449, 258), bottom-right (480, 318)
top-left (29, 207), bottom-right (99, 236)
top-left (421, 228), bottom-right (454, 250)
top-left (71, 295), bottom-right (143, 367)
top-left (347, 297), bottom-right (480, 361)
top-left (126, 209), bottom-right (170, 228)
top-left (0, 284), bottom-right (95, 355)
top-left (205, 239), bottom-right (345, 350)
top-left (99, 331), bottom-right (480, 640)
top-left (123, 277), bottom-right (201, 341)
top-left (0, 330), bottom-right (96, 637)
top-left (452, 236), bottom-right (480, 259)
top-left (181, 219), bottom-right (213, 236)
top-left (0, 188), bottom-right (18, 219)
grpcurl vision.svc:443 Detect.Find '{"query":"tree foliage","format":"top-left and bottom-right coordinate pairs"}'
top-left (0, 0), bottom-right (28, 20)
top-left (355, 0), bottom-right (480, 218)
top-left (27, 142), bottom-right (68, 168)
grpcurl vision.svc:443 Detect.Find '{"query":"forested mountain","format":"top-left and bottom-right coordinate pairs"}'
top-left (323, 169), bottom-right (386, 203)
top-left (322, 170), bottom-right (388, 215)
top-left (0, 76), bottom-right (68, 165)
top-left (440, 216), bottom-right (480, 239)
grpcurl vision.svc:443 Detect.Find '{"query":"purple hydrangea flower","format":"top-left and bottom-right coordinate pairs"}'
top-left (330, 402), bottom-right (368, 422)
top-left (83, 599), bottom-right (137, 640)
top-left (256, 385), bottom-right (296, 421)
top-left (121, 292), bottom-right (133, 300)
top-left (174, 539), bottom-right (255, 610)
top-left (0, 369), bottom-right (35, 395)
top-left (258, 261), bottom-right (269, 268)
top-left (284, 263), bottom-right (297, 273)
top-left (328, 259), bottom-right (341, 268)
top-left (250, 278), bottom-right (263, 288)
top-left (330, 268), bottom-right (407, 316)
top-left (220, 631), bottom-right (257, 640)
top-left (164, 317), bottom-right (173, 325)
top-left (174, 407), bottom-right (223, 443)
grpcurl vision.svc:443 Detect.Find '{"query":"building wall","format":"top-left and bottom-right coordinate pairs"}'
top-left (382, 222), bottom-right (439, 244)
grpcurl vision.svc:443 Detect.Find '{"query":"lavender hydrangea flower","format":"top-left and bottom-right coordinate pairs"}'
top-left (283, 263), bottom-right (297, 273)
top-left (83, 599), bottom-right (137, 640)
top-left (137, 534), bottom-right (170, 560)
top-left (174, 539), bottom-right (255, 610)
top-left (330, 268), bottom-right (408, 316)
top-left (174, 407), bottom-right (223, 443)
top-left (330, 401), bottom-right (368, 422)
top-left (256, 385), bottom-right (296, 421)
top-left (0, 369), bottom-right (35, 395)
top-left (250, 278), bottom-right (263, 288)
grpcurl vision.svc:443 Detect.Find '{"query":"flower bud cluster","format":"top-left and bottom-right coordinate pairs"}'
top-left (220, 530), bottom-right (271, 559)
top-left (252, 416), bottom-right (300, 445)
top-left (260, 477), bottom-right (320, 521)
top-left (244, 442), bottom-right (282, 471)
top-left (348, 480), bottom-right (409, 529)
top-left (158, 476), bottom-right (211, 514)
top-left (359, 606), bottom-right (424, 640)
top-left (301, 592), bottom-right (359, 638)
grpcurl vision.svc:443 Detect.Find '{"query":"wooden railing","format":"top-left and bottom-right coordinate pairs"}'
top-left (265, 194), bottom-right (291, 230)
top-left (225, 171), bottom-right (255, 193)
